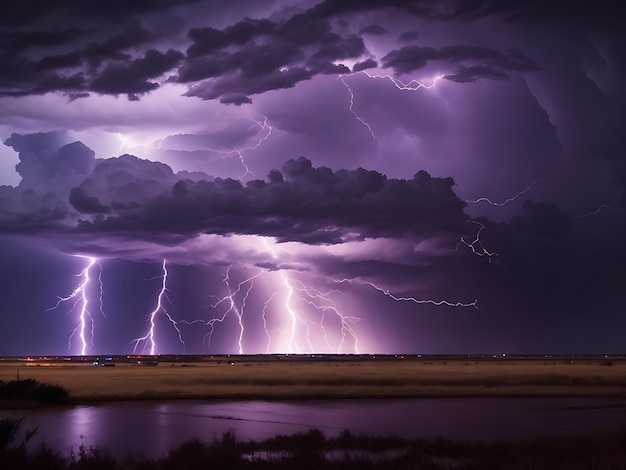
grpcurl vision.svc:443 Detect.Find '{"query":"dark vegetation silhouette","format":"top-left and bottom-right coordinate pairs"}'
top-left (0, 379), bottom-right (69, 404)
top-left (2, 417), bottom-right (626, 469)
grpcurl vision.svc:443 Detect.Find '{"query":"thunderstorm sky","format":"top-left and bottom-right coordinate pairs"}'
top-left (0, 0), bottom-right (625, 356)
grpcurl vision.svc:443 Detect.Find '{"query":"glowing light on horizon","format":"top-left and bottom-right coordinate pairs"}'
top-left (175, 238), bottom-right (362, 354)
top-left (262, 239), bottom-right (356, 354)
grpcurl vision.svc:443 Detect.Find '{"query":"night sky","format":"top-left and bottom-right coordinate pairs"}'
top-left (1, 0), bottom-right (625, 356)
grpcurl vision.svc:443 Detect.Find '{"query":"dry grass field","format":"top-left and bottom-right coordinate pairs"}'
top-left (1, 356), bottom-right (625, 402)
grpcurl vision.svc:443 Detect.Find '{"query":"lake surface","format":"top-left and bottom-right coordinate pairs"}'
top-left (5, 397), bottom-right (626, 457)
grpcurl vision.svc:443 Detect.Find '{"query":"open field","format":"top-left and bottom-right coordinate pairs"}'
top-left (1, 356), bottom-right (625, 403)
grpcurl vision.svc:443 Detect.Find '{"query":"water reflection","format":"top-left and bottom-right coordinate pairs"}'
top-left (5, 398), bottom-right (626, 457)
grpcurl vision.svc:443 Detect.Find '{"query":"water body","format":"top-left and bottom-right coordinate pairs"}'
top-left (5, 398), bottom-right (626, 457)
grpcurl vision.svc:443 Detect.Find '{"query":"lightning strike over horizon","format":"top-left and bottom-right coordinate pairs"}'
top-left (46, 256), bottom-right (98, 355)
top-left (262, 239), bottom-right (361, 353)
top-left (291, 280), bottom-right (361, 354)
top-left (181, 268), bottom-right (264, 354)
top-left (131, 259), bottom-right (185, 355)
top-left (261, 291), bottom-right (279, 353)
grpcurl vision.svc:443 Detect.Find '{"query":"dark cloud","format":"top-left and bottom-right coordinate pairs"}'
top-left (179, 17), bottom-right (367, 103)
top-left (4, 132), bottom-right (95, 194)
top-left (444, 65), bottom-right (509, 83)
top-left (398, 30), bottom-right (420, 42)
top-left (314, 62), bottom-right (351, 75)
top-left (310, 34), bottom-right (366, 63)
top-left (449, 0), bottom-right (625, 25)
top-left (184, 67), bottom-right (314, 102)
top-left (0, 25), bottom-right (160, 98)
top-left (381, 44), bottom-right (540, 81)
top-left (70, 157), bottom-right (468, 245)
top-left (381, 45), bottom-right (437, 73)
top-left (186, 18), bottom-right (275, 57)
top-left (179, 40), bottom-right (305, 82)
top-left (1, 135), bottom-right (474, 247)
top-left (83, 26), bottom-right (153, 68)
top-left (0, 28), bottom-right (87, 52)
top-left (299, 0), bottom-right (437, 22)
top-left (67, 92), bottom-right (90, 101)
top-left (0, 0), bottom-right (201, 26)
top-left (458, 201), bottom-right (574, 304)
top-left (219, 93), bottom-right (252, 106)
top-left (0, 0), bottom-right (549, 103)
top-left (91, 49), bottom-right (183, 100)
top-left (0, 186), bottom-right (67, 230)
top-left (69, 186), bottom-right (111, 214)
top-left (353, 58), bottom-right (378, 72)
top-left (359, 24), bottom-right (389, 36)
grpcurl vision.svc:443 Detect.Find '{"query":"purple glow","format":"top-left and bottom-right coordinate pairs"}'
top-left (1, 1), bottom-right (625, 355)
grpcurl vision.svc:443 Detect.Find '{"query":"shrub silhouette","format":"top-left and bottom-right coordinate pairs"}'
top-left (0, 379), bottom-right (69, 404)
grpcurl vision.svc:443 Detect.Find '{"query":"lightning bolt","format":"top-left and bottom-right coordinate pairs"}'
top-left (338, 70), bottom-right (444, 142)
top-left (234, 149), bottom-right (252, 180)
top-left (456, 220), bottom-right (502, 267)
top-left (263, 240), bottom-right (360, 353)
top-left (464, 172), bottom-right (550, 207)
top-left (181, 268), bottom-right (264, 354)
top-left (97, 261), bottom-right (106, 319)
top-left (199, 115), bottom-right (273, 181)
top-left (346, 280), bottom-right (479, 310)
top-left (116, 132), bottom-right (131, 152)
top-left (261, 292), bottom-right (279, 353)
top-left (234, 116), bottom-right (273, 180)
top-left (262, 240), bottom-right (310, 353)
top-left (46, 256), bottom-right (98, 355)
top-left (338, 75), bottom-right (376, 143)
top-left (291, 280), bottom-right (360, 354)
top-left (359, 70), bottom-right (444, 92)
top-left (184, 239), bottom-right (362, 354)
top-left (131, 259), bottom-right (185, 355)
top-left (573, 170), bottom-right (625, 219)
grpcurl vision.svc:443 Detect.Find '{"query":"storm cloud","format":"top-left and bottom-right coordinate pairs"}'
top-left (1, 0), bottom-right (625, 355)
top-left (0, 0), bottom-right (543, 103)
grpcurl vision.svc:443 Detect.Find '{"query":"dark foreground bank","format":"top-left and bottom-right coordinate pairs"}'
top-left (2, 416), bottom-right (626, 470)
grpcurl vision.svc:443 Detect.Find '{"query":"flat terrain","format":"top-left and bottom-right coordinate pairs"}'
top-left (1, 356), bottom-right (625, 403)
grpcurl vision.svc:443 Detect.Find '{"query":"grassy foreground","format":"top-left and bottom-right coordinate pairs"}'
top-left (1, 356), bottom-right (625, 403)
